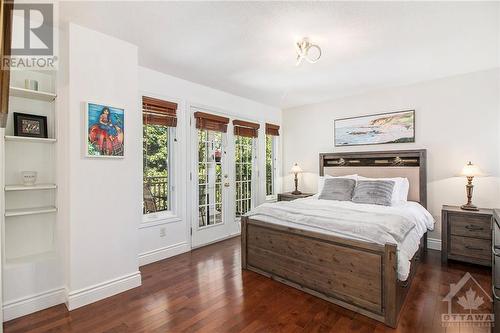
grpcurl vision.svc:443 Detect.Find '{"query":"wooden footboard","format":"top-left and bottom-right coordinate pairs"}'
top-left (241, 216), bottom-right (420, 328)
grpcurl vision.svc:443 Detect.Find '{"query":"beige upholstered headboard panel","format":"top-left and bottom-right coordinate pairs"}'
top-left (324, 166), bottom-right (420, 202)
top-left (319, 150), bottom-right (427, 207)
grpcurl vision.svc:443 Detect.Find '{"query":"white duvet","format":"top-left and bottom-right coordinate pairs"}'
top-left (245, 196), bottom-right (434, 281)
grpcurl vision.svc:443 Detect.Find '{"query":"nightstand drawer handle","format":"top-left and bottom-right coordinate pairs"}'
top-left (493, 246), bottom-right (500, 257)
top-left (493, 286), bottom-right (500, 301)
top-left (465, 225), bottom-right (484, 231)
top-left (465, 245), bottom-right (483, 251)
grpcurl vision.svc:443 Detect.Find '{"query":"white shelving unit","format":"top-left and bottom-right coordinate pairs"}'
top-left (4, 135), bottom-right (56, 143)
top-left (5, 183), bottom-right (57, 191)
top-left (1, 70), bottom-right (62, 318)
top-left (9, 86), bottom-right (56, 102)
top-left (5, 206), bottom-right (57, 217)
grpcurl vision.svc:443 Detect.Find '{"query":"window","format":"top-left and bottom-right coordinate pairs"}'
top-left (194, 111), bottom-right (230, 228)
top-left (233, 120), bottom-right (260, 217)
top-left (142, 96), bottom-right (177, 214)
top-left (198, 129), bottom-right (224, 227)
top-left (266, 135), bottom-right (276, 196)
top-left (235, 135), bottom-right (254, 217)
top-left (265, 123), bottom-right (280, 198)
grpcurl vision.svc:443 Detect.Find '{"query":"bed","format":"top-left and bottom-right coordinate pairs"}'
top-left (241, 149), bottom-right (433, 328)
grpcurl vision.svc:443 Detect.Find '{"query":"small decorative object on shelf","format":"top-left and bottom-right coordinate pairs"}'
top-left (460, 161), bottom-right (482, 211)
top-left (14, 112), bottom-right (48, 138)
top-left (86, 102), bottom-right (125, 158)
top-left (24, 79), bottom-right (39, 91)
top-left (21, 171), bottom-right (37, 186)
top-left (290, 163), bottom-right (303, 195)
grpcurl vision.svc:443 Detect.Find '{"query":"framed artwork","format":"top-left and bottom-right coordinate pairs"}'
top-left (334, 110), bottom-right (415, 147)
top-left (14, 112), bottom-right (48, 138)
top-left (86, 102), bottom-right (125, 158)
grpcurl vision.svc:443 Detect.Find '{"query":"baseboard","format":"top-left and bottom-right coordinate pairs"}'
top-left (3, 287), bottom-right (66, 322)
top-left (66, 271), bottom-right (141, 310)
top-left (427, 237), bottom-right (441, 251)
top-left (191, 231), bottom-right (240, 250)
top-left (138, 241), bottom-right (190, 266)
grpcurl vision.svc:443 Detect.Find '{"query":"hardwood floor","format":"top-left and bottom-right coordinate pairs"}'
top-left (4, 237), bottom-right (492, 333)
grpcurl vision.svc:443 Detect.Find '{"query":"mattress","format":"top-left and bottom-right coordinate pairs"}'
top-left (245, 195), bottom-right (435, 281)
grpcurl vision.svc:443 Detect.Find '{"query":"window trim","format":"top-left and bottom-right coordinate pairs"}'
top-left (141, 93), bottom-right (181, 224)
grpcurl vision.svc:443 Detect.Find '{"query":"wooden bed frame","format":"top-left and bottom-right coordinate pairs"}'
top-left (241, 149), bottom-right (427, 328)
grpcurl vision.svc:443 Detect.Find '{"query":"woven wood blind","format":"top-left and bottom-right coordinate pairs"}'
top-left (142, 96), bottom-right (178, 127)
top-left (233, 120), bottom-right (260, 138)
top-left (194, 111), bottom-right (230, 133)
top-left (265, 123), bottom-right (280, 136)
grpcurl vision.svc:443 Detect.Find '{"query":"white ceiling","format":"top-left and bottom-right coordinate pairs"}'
top-left (60, 1), bottom-right (499, 109)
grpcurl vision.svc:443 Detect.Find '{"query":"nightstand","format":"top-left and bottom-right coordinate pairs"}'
top-left (277, 192), bottom-right (314, 202)
top-left (441, 205), bottom-right (493, 267)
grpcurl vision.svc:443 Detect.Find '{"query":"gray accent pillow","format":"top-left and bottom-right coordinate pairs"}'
top-left (352, 180), bottom-right (395, 206)
top-left (318, 178), bottom-right (356, 201)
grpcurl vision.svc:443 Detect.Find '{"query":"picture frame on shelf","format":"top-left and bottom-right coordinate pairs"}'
top-left (13, 112), bottom-right (48, 138)
top-left (85, 102), bottom-right (125, 158)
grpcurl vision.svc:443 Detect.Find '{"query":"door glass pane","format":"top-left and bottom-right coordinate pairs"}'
top-left (198, 129), bottom-right (224, 227)
top-left (266, 135), bottom-right (275, 196)
top-left (235, 135), bottom-right (253, 217)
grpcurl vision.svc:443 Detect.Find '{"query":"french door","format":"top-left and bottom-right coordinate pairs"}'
top-left (191, 110), bottom-right (257, 248)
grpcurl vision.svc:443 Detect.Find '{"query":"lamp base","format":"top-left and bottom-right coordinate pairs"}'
top-left (460, 203), bottom-right (479, 211)
top-left (291, 190), bottom-right (302, 195)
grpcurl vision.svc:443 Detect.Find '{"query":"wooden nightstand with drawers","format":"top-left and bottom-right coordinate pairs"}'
top-left (277, 192), bottom-right (314, 202)
top-left (441, 205), bottom-right (493, 267)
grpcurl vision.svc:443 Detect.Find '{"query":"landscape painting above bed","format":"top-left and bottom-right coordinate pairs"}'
top-left (334, 110), bottom-right (415, 147)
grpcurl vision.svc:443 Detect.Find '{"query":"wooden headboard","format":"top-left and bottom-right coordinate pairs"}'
top-left (319, 149), bottom-right (427, 208)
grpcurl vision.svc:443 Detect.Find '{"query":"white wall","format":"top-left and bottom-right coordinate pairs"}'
top-left (282, 68), bottom-right (500, 242)
top-left (138, 67), bottom-right (281, 265)
top-left (63, 23), bottom-right (142, 309)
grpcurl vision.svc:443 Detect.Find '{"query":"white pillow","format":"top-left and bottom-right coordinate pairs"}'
top-left (357, 176), bottom-right (409, 205)
top-left (318, 174), bottom-right (358, 193)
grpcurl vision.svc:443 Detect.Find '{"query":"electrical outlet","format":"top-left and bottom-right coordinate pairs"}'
top-left (159, 227), bottom-right (166, 238)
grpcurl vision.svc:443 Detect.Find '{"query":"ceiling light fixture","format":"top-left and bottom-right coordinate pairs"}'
top-left (295, 37), bottom-right (322, 66)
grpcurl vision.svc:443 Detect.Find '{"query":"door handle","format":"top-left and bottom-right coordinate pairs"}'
top-left (493, 246), bottom-right (500, 257)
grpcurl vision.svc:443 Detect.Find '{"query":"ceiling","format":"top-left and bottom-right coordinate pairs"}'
top-left (60, 1), bottom-right (499, 109)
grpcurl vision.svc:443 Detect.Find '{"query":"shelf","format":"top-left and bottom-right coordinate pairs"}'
top-left (9, 86), bottom-right (56, 102)
top-left (4, 135), bottom-right (56, 143)
top-left (5, 251), bottom-right (57, 267)
top-left (5, 206), bottom-right (57, 217)
top-left (5, 183), bottom-right (57, 191)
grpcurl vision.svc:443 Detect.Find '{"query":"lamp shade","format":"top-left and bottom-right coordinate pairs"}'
top-left (290, 163), bottom-right (303, 174)
top-left (461, 161), bottom-right (481, 177)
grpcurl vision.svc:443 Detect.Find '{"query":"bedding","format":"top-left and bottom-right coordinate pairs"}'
top-left (352, 180), bottom-right (395, 206)
top-left (318, 178), bottom-right (356, 201)
top-left (245, 196), bottom-right (434, 280)
top-left (358, 175), bottom-right (410, 205)
top-left (318, 174), bottom-right (358, 193)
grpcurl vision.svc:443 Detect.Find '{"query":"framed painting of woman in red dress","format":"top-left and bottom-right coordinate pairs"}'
top-left (86, 102), bottom-right (125, 158)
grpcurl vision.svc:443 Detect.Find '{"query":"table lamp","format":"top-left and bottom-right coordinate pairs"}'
top-left (460, 161), bottom-right (481, 211)
top-left (290, 163), bottom-right (303, 195)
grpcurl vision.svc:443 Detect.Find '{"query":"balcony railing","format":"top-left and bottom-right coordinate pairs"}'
top-left (143, 176), bottom-right (168, 214)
